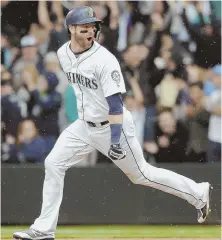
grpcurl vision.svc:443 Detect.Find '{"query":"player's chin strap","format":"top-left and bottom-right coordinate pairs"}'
top-left (94, 22), bottom-right (101, 41)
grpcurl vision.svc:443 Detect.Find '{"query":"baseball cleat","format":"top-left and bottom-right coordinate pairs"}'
top-left (13, 229), bottom-right (54, 240)
top-left (197, 183), bottom-right (213, 223)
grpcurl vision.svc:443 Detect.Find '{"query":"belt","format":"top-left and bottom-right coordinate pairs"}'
top-left (87, 120), bottom-right (109, 127)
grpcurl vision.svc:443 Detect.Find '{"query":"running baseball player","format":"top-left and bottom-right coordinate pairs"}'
top-left (13, 6), bottom-right (212, 240)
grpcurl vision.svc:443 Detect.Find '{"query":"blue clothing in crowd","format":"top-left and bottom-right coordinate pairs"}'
top-left (3, 136), bottom-right (46, 163)
top-left (32, 72), bottom-right (62, 137)
top-left (1, 94), bottom-right (25, 138)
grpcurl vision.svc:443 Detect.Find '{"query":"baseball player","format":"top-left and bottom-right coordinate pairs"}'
top-left (13, 6), bottom-right (212, 240)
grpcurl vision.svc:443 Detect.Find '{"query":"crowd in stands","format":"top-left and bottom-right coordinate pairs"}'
top-left (1, 1), bottom-right (221, 164)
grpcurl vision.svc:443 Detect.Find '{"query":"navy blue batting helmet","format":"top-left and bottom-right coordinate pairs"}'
top-left (65, 6), bottom-right (102, 40)
top-left (66, 6), bottom-right (101, 26)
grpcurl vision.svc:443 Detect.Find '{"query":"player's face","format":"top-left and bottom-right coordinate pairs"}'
top-left (73, 23), bottom-right (96, 49)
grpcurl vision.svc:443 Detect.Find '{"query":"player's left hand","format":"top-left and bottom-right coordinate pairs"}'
top-left (108, 143), bottom-right (126, 161)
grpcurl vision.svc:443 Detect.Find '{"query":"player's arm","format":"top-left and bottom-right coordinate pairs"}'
top-left (106, 93), bottom-right (123, 143)
top-left (106, 93), bottom-right (126, 161)
top-left (98, 54), bottom-right (127, 160)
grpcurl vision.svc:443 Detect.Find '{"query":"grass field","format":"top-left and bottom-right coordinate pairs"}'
top-left (1, 225), bottom-right (221, 239)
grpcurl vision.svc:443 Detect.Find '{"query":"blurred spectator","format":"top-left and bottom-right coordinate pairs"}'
top-left (29, 24), bottom-right (50, 56)
top-left (121, 44), bottom-right (148, 143)
top-left (91, 2), bottom-right (120, 57)
top-left (203, 69), bottom-right (217, 97)
top-left (1, 33), bottom-right (19, 69)
top-left (1, 1), bottom-right (39, 37)
top-left (1, 119), bottom-right (46, 163)
top-left (142, 26), bottom-right (186, 144)
top-left (1, 70), bottom-right (27, 141)
top-left (182, 2), bottom-right (221, 68)
top-left (34, 72), bottom-right (61, 135)
top-left (47, 16), bottom-right (68, 52)
top-left (123, 71), bottom-right (145, 146)
top-left (186, 64), bottom-right (206, 84)
top-left (37, 1), bottom-right (68, 52)
top-left (149, 108), bottom-right (188, 163)
top-left (43, 51), bottom-right (68, 94)
top-left (25, 72), bottom-right (62, 154)
top-left (204, 65), bottom-right (221, 162)
top-left (43, 51), bottom-right (69, 130)
top-left (157, 74), bottom-right (180, 108)
top-left (18, 65), bottom-right (39, 117)
top-left (117, 1), bottom-right (131, 51)
top-left (185, 82), bottom-right (209, 162)
top-left (11, 35), bottom-right (44, 90)
top-left (129, 1), bottom-right (171, 46)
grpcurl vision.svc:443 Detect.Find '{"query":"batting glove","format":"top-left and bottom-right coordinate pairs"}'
top-left (108, 143), bottom-right (126, 161)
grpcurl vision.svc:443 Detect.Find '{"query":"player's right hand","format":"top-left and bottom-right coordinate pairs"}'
top-left (108, 143), bottom-right (126, 161)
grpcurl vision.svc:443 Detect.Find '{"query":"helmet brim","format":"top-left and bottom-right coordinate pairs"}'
top-left (71, 17), bottom-right (102, 25)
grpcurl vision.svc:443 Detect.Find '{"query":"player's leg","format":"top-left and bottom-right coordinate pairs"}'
top-left (13, 120), bottom-right (94, 240)
top-left (92, 110), bottom-right (212, 223)
top-left (119, 131), bottom-right (210, 208)
top-left (118, 131), bottom-right (212, 223)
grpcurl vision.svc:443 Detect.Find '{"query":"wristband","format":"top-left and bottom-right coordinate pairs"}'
top-left (110, 123), bottom-right (122, 145)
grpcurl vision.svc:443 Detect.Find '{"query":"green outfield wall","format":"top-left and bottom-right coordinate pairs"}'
top-left (1, 163), bottom-right (221, 225)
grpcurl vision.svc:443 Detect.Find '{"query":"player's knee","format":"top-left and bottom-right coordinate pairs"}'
top-left (126, 163), bottom-right (155, 185)
top-left (126, 173), bottom-right (146, 185)
top-left (44, 156), bottom-right (57, 171)
top-left (44, 155), bottom-right (67, 176)
top-left (44, 156), bottom-right (52, 170)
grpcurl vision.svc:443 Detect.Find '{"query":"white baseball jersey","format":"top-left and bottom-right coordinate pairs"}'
top-left (57, 41), bottom-right (126, 122)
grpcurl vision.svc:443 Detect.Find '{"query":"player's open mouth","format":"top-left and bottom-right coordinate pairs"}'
top-left (87, 37), bottom-right (93, 41)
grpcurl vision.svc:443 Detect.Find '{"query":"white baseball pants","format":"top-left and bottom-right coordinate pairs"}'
top-left (31, 109), bottom-right (208, 234)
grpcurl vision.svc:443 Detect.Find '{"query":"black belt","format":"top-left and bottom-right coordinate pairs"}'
top-left (87, 120), bottom-right (109, 127)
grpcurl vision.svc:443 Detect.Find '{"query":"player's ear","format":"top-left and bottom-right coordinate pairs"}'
top-left (68, 25), bottom-right (76, 34)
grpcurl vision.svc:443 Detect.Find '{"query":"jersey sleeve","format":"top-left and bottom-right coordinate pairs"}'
top-left (98, 56), bottom-right (126, 97)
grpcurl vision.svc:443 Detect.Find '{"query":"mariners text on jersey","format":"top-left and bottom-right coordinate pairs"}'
top-left (66, 72), bottom-right (98, 89)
